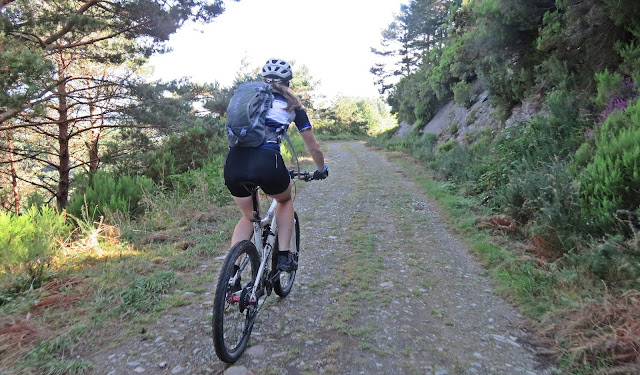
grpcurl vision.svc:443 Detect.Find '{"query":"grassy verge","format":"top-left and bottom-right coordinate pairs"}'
top-left (0, 189), bottom-right (237, 374)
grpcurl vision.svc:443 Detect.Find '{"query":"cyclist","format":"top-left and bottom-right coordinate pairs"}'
top-left (224, 57), bottom-right (328, 272)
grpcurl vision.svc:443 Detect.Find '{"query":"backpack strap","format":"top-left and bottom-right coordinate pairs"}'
top-left (251, 85), bottom-right (273, 129)
top-left (282, 131), bottom-right (300, 173)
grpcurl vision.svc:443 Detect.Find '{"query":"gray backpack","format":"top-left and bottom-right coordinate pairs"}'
top-left (225, 82), bottom-right (274, 147)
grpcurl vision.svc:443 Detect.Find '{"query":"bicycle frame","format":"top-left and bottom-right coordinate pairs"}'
top-left (247, 189), bottom-right (279, 307)
top-left (213, 170), bottom-right (311, 363)
top-left (232, 170), bottom-right (310, 308)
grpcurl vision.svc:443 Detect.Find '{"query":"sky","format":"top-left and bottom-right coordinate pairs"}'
top-left (147, 0), bottom-right (406, 99)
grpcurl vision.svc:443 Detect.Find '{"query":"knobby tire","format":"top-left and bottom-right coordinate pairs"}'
top-left (212, 240), bottom-right (260, 363)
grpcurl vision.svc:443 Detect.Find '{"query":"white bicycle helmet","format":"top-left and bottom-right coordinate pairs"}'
top-left (261, 58), bottom-right (293, 83)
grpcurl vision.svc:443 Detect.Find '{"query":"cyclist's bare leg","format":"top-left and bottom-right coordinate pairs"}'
top-left (231, 195), bottom-right (257, 246)
top-left (270, 185), bottom-right (293, 252)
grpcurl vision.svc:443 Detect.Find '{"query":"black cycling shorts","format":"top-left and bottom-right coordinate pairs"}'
top-left (224, 147), bottom-right (291, 197)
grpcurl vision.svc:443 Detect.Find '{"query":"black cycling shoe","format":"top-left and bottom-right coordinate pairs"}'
top-left (276, 251), bottom-right (298, 272)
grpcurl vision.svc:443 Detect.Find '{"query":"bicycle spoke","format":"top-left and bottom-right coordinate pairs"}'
top-left (213, 241), bottom-right (260, 363)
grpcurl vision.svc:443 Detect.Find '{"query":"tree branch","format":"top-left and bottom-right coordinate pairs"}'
top-left (0, 77), bottom-right (69, 126)
top-left (0, 146), bottom-right (60, 167)
top-left (48, 23), bottom-right (141, 51)
top-left (42, 0), bottom-right (102, 48)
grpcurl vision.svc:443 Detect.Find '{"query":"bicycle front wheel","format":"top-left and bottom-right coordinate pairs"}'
top-left (212, 240), bottom-right (260, 363)
top-left (274, 211), bottom-right (300, 297)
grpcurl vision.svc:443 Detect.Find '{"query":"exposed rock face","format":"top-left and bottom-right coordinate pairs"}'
top-left (400, 88), bottom-right (542, 145)
top-left (395, 121), bottom-right (414, 137)
top-left (504, 97), bottom-right (544, 129)
top-left (422, 91), bottom-right (494, 138)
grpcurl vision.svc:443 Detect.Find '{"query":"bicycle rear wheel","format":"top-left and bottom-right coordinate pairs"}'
top-left (212, 240), bottom-right (260, 363)
top-left (274, 211), bottom-right (300, 297)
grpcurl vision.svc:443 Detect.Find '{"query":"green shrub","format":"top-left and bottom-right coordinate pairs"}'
top-left (67, 171), bottom-right (155, 221)
top-left (493, 161), bottom-right (545, 226)
top-left (616, 41), bottom-right (640, 85)
top-left (23, 191), bottom-right (47, 211)
top-left (533, 56), bottom-right (575, 93)
top-left (432, 142), bottom-right (474, 181)
top-left (526, 90), bottom-right (588, 162)
top-left (384, 136), bottom-right (407, 152)
top-left (281, 128), bottom-right (307, 165)
top-left (482, 62), bottom-right (534, 119)
top-left (579, 99), bottom-right (640, 235)
top-left (595, 69), bottom-right (624, 107)
top-left (437, 139), bottom-right (458, 154)
top-left (493, 160), bottom-right (581, 243)
top-left (428, 135), bottom-right (499, 189)
top-left (477, 90), bottom-right (587, 194)
top-left (567, 234), bottom-right (640, 288)
top-left (105, 124), bottom-right (227, 182)
top-left (368, 126), bottom-right (399, 149)
top-left (0, 206), bottom-right (71, 286)
top-left (529, 162), bottom-right (583, 251)
top-left (465, 134), bottom-right (495, 191)
top-left (412, 136), bottom-right (438, 162)
top-left (388, 74), bottom-right (436, 125)
top-left (572, 141), bottom-right (594, 168)
top-left (139, 126), bottom-right (227, 185)
top-left (452, 81), bottom-right (472, 107)
top-left (164, 155), bottom-right (230, 206)
top-left (389, 133), bottom-right (438, 162)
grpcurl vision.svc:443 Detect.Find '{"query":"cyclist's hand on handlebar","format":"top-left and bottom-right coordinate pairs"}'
top-left (313, 164), bottom-right (329, 180)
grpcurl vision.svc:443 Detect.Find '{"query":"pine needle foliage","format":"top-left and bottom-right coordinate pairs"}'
top-left (0, 206), bottom-right (72, 288)
top-left (579, 99), bottom-right (640, 236)
top-left (66, 171), bottom-right (155, 221)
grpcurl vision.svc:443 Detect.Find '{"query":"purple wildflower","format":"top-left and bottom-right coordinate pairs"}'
top-left (599, 77), bottom-right (639, 124)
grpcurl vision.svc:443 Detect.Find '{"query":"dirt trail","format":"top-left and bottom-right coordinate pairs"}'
top-left (87, 141), bottom-right (550, 375)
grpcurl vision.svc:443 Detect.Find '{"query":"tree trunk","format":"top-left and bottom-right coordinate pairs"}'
top-left (87, 103), bottom-right (101, 172)
top-left (88, 128), bottom-right (100, 172)
top-left (56, 78), bottom-right (70, 210)
top-left (7, 135), bottom-right (20, 214)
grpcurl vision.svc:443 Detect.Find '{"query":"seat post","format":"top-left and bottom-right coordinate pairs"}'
top-left (250, 186), bottom-right (261, 222)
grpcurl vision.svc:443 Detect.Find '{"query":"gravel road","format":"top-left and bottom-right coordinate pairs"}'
top-left (87, 141), bottom-right (550, 375)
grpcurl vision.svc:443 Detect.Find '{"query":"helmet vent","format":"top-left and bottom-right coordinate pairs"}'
top-left (261, 58), bottom-right (293, 81)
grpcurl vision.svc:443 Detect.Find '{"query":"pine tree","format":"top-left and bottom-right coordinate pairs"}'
top-left (0, 0), bottom-right (232, 209)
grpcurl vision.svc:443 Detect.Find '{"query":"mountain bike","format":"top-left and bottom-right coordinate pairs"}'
top-left (212, 170), bottom-right (314, 363)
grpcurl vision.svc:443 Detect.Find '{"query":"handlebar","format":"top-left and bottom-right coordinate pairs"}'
top-left (289, 169), bottom-right (314, 181)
